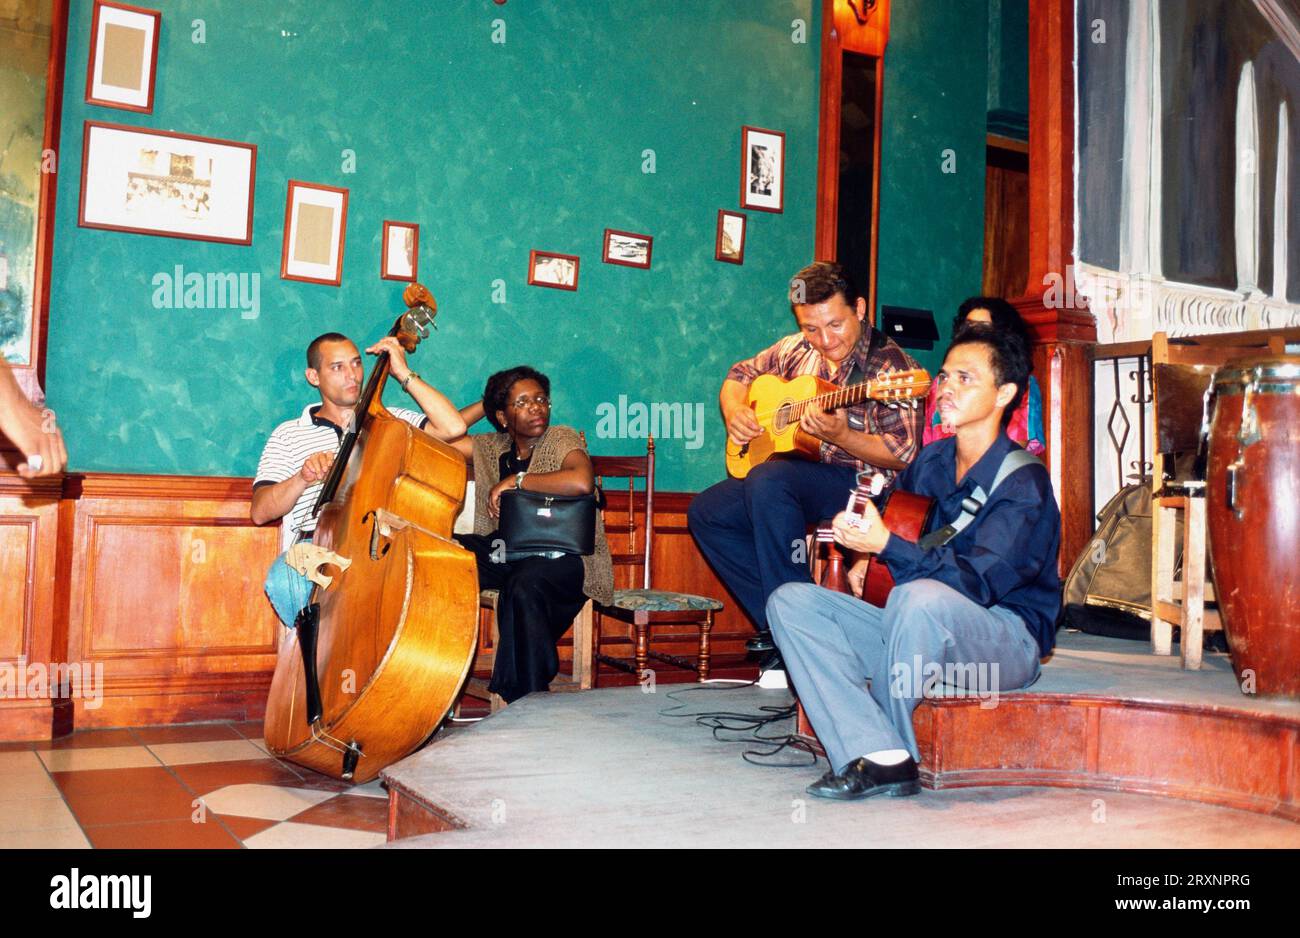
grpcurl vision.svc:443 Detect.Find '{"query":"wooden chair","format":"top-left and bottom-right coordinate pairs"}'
top-left (1149, 331), bottom-right (1285, 669)
top-left (590, 438), bottom-right (724, 683)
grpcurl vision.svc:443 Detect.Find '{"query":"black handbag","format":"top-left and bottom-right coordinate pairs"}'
top-left (498, 489), bottom-right (598, 557)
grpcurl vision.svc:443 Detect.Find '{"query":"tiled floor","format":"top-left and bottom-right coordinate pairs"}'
top-left (0, 721), bottom-right (397, 849)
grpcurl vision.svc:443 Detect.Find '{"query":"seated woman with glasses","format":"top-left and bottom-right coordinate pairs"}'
top-left (448, 366), bottom-right (613, 703)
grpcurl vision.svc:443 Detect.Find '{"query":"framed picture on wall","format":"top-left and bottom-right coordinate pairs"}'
top-left (739, 125), bottom-right (785, 213)
top-left (381, 221), bottom-right (419, 281)
top-left (79, 121), bottom-right (256, 244)
top-left (281, 181), bottom-right (349, 286)
top-left (602, 229), bottom-right (653, 269)
top-left (85, 0), bottom-right (161, 112)
top-left (715, 210), bottom-right (746, 265)
top-left (527, 250), bottom-right (579, 291)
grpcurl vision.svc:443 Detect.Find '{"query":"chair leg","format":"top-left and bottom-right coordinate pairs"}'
top-left (698, 611), bottom-right (712, 682)
top-left (1180, 497), bottom-right (1208, 670)
top-left (1150, 501), bottom-right (1177, 655)
top-left (634, 621), bottom-right (649, 679)
top-left (571, 600), bottom-right (595, 690)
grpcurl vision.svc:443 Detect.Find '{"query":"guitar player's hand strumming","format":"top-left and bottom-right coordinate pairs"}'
top-left (721, 380), bottom-right (764, 446)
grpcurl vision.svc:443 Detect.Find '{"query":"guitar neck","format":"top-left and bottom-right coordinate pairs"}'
top-left (793, 378), bottom-right (877, 420)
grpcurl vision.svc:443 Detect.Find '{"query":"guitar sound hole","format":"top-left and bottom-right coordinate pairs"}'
top-left (774, 403), bottom-right (792, 432)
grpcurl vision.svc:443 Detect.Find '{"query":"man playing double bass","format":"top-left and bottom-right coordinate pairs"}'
top-left (251, 291), bottom-right (466, 627)
top-left (687, 261), bottom-right (923, 654)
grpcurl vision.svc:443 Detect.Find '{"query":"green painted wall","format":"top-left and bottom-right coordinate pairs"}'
top-left (875, 0), bottom-right (990, 378)
top-left (45, 0), bottom-right (988, 492)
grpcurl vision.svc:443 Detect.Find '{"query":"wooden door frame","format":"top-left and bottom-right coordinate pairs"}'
top-left (815, 0), bottom-right (890, 323)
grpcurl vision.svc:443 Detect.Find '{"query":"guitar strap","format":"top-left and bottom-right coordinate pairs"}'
top-left (915, 448), bottom-right (1042, 551)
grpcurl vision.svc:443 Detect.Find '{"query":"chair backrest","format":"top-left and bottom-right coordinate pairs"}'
top-left (1150, 331), bottom-right (1288, 484)
top-left (590, 438), bottom-right (655, 591)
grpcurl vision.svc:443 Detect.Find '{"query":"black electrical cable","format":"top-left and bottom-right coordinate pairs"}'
top-left (658, 682), bottom-right (825, 768)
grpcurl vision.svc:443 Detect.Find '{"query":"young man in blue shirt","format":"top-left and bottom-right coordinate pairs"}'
top-left (766, 326), bottom-right (1061, 800)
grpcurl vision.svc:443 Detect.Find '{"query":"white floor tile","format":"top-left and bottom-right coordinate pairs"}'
top-left (37, 747), bottom-right (160, 772)
top-left (0, 771), bottom-right (59, 800)
top-left (0, 827), bottom-right (92, 849)
top-left (199, 784), bottom-right (334, 821)
top-left (0, 796), bottom-right (80, 833)
top-left (0, 751), bottom-right (46, 774)
top-left (147, 739), bottom-right (270, 766)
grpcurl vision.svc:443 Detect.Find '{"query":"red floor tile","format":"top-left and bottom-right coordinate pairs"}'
top-left (0, 741), bottom-right (36, 752)
top-left (288, 794), bottom-right (390, 833)
top-left (170, 758), bottom-right (306, 795)
top-left (33, 729), bottom-right (140, 751)
top-left (53, 766), bottom-right (198, 827)
top-left (85, 818), bottom-right (242, 849)
top-left (228, 721), bottom-right (266, 740)
top-left (130, 723), bottom-right (242, 745)
top-left (214, 814), bottom-right (279, 841)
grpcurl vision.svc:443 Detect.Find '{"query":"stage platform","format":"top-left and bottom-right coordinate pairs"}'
top-left (380, 631), bottom-right (1300, 848)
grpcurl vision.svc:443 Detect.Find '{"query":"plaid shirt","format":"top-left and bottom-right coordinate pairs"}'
top-left (726, 328), bottom-right (923, 481)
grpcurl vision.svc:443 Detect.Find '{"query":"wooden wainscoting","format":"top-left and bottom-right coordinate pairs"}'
top-left (61, 474), bottom-right (281, 729)
top-left (0, 474), bottom-right (66, 740)
top-left (0, 473), bottom-right (751, 738)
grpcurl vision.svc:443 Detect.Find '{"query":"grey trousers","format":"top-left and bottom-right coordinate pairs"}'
top-left (766, 579), bottom-right (1042, 773)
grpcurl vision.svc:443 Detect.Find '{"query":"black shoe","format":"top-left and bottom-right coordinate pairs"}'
top-left (806, 756), bottom-right (921, 800)
top-left (746, 630), bottom-right (775, 653)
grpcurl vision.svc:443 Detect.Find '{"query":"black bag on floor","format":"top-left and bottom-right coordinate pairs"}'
top-left (1060, 483), bottom-right (1157, 640)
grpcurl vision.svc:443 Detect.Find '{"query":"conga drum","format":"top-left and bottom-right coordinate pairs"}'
top-left (1206, 355), bottom-right (1300, 697)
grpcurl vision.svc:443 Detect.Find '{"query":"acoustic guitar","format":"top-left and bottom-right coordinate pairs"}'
top-left (725, 369), bottom-right (931, 478)
top-left (816, 482), bottom-right (935, 607)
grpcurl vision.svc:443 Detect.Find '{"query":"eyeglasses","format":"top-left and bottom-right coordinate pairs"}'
top-left (510, 394), bottom-right (551, 410)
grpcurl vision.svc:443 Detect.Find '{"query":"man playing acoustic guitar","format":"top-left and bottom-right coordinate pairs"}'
top-left (688, 262), bottom-right (923, 653)
top-left (766, 326), bottom-right (1060, 800)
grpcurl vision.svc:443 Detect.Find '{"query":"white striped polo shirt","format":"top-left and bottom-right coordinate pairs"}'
top-left (255, 403), bottom-right (427, 551)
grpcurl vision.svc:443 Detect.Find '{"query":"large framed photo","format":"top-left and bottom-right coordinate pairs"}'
top-left (281, 181), bottom-right (349, 286)
top-left (85, 1), bottom-right (161, 113)
top-left (381, 221), bottom-right (419, 281)
top-left (715, 210), bottom-right (746, 265)
top-left (739, 125), bottom-right (785, 213)
top-left (602, 229), bottom-right (653, 269)
top-left (527, 250), bottom-right (579, 291)
top-left (79, 121), bottom-right (256, 244)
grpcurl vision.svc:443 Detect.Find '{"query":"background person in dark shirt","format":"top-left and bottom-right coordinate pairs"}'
top-left (766, 326), bottom-right (1060, 801)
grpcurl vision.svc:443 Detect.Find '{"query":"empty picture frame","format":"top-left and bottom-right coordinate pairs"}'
top-left (282, 181), bottom-right (349, 286)
top-left (527, 250), bottom-right (579, 290)
top-left (79, 121), bottom-right (256, 244)
top-left (602, 229), bottom-right (653, 269)
top-left (739, 125), bottom-right (785, 213)
top-left (715, 210), bottom-right (746, 265)
top-left (381, 221), bottom-right (419, 281)
top-left (86, 0), bottom-right (161, 112)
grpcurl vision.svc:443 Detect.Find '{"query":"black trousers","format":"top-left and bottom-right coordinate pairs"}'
top-left (455, 533), bottom-right (587, 703)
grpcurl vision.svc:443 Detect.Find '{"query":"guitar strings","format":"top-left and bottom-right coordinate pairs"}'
top-left (748, 374), bottom-right (928, 424)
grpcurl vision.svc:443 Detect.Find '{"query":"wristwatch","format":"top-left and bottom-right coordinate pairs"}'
top-left (400, 371), bottom-right (419, 391)
top-left (514, 471), bottom-right (526, 490)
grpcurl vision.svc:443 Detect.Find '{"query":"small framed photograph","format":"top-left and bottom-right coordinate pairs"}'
top-left (85, 0), bottom-right (161, 112)
top-left (527, 250), bottom-right (579, 291)
top-left (381, 221), bottom-right (419, 281)
top-left (602, 229), bottom-right (653, 269)
top-left (79, 121), bottom-right (256, 243)
top-left (715, 210), bottom-right (747, 265)
top-left (281, 181), bottom-right (349, 286)
top-left (739, 125), bottom-right (785, 213)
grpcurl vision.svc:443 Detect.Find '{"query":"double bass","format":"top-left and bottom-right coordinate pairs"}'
top-left (263, 285), bottom-right (480, 783)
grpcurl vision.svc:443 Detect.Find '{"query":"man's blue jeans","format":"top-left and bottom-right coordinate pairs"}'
top-left (687, 459), bottom-right (860, 631)
top-left (263, 552), bottom-right (313, 627)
